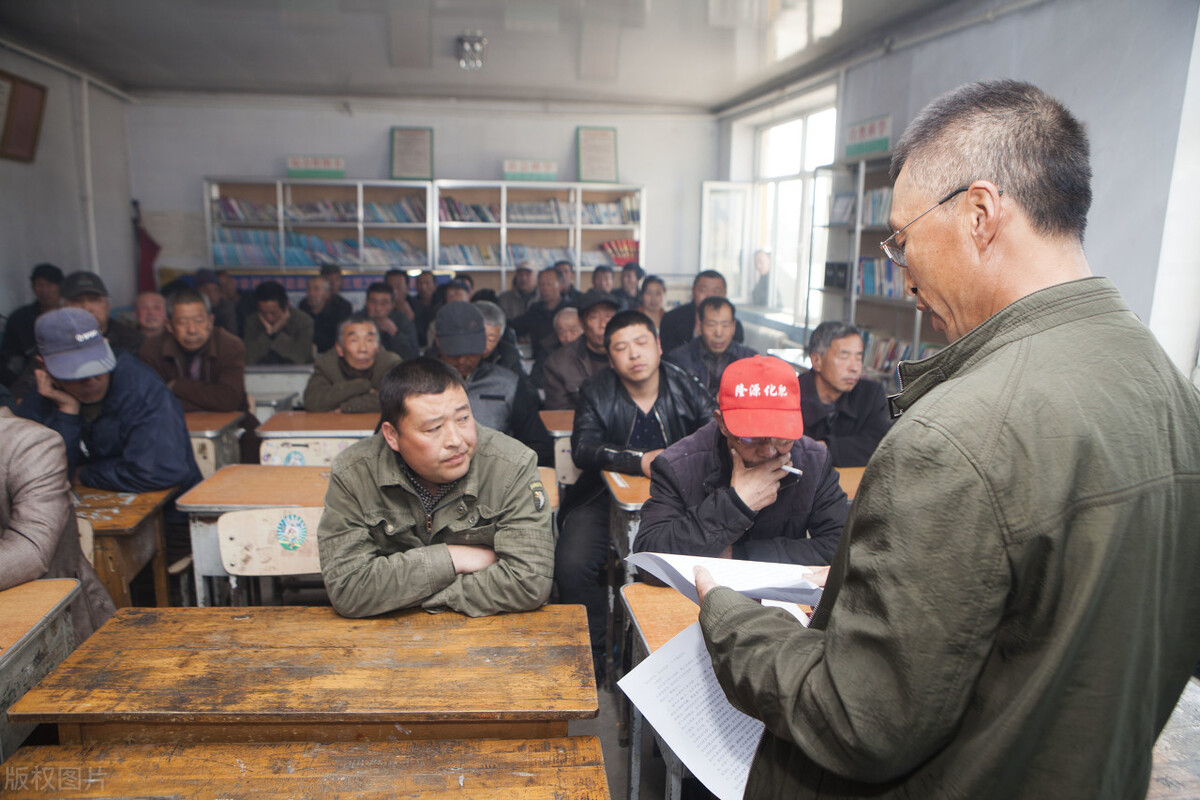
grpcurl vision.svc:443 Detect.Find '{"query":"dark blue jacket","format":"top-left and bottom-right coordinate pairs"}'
top-left (18, 353), bottom-right (202, 494)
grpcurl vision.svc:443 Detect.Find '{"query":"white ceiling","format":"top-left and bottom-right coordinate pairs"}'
top-left (0, 0), bottom-right (971, 112)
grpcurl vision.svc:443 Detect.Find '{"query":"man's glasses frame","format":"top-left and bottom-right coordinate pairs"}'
top-left (879, 185), bottom-right (969, 268)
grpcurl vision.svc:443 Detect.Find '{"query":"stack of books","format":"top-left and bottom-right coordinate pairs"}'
top-left (507, 200), bottom-right (576, 223)
top-left (583, 198), bottom-right (639, 225)
top-left (504, 245), bottom-right (576, 265)
top-left (283, 201), bottom-right (357, 223)
top-left (364, 198), bottom-right (426, 223)
top-left (213, 198), bottom-right (277, 224)
top-left (861, 188), bottom-right (893, 227)
top-left (856, 258), bottom-right (910, 299)
top-left (212, 228), bottom-right (279, 264)
top-left (437, 244), bottom-right (502, 265)
top-left (438, 198), bottom-right (501, 223)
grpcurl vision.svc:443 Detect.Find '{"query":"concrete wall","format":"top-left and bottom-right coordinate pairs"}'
top-left (125, 96), bottom-right (718, 282)
top-left (0, 49), bottom-right (135, 312)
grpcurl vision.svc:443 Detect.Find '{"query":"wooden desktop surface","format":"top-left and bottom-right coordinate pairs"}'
top-left (603, 470), bottom-right (652, 511)
top-left (0, 580), bottom-right (80, 659)
top-left (258, 410), bottom-right (378, 437)
top-left (621, 583), bottom-right (700, 654)
top-left (184, 410), bottom-right (244, 437)
top-left (539, 409), bottom-right (574, 436)
top-left (10, 605), bottom-right (598, 745)
top-left (1, 736), bottom-right (611, 799)
top-left (72, 486), bottom-right (174, 534)
top-left (176, 465), bottom-right (330, 514)
top-left (838, 466), bottom-right (865, 499)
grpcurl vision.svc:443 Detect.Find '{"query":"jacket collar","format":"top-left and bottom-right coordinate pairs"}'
top-left (890, 277), bottom-right (1126, 418)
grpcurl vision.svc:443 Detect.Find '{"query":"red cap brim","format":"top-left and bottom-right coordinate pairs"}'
top-left (721, 407), bottom-right (803, 440)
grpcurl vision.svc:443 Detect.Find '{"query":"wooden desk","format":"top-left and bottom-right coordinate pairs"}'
top-left (0, 736), bottom-right (610, 798)
top-left (250, 390), bottom-right (297, 424)
top-left (186, 411), bottom-right (243, 479)
top-left (176, 465), bottom-right (330, 606)
top-left (601, 470), bottom-right (652, 693)
top-left (72, 486), bottom-right (173, 608)
top-left (244, 364), bottom-right (313, 405)
top-left (837, 466), bottom-right (865, 499)
top-left (539, 409), bottom-right (580, 486)
top-left (258, 411), bottom-right (378, 466)
top-left (9, 605), bottom-right (598, 745)
top-left (0, 579), bottom-right (80, 762)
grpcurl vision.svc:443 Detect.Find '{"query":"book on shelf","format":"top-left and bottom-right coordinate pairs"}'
top-left (438, 197), bottom-right (501, 223)
top-left (856, 257), bottom-right (909, 299)
top-left (861, 330), bottom-right (913, 375)
top-left (600, 239), bottom-right (639, 265)
top-left (437, 243), bottom-right (502, 266)
top-left (507, 199), bottom-right (576, 224)
top-left (824, 261), bottom-right (849, 290)
top-left (213, 197), bottom-right (278, 224)
top-left (364, 197), bottom-right (426, 223)
top-left (830, 194), bottom-right (856, 225)
top-left (861, 187), bottom-right (893, 227)
top-left (583, 198), bottom-right (639, 225)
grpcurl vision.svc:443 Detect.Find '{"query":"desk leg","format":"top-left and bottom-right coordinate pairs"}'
top-left (628, 705), bottom-right (643, 800)
top-left (188, 516), bottom-right (224, 607)
top-left (93, 536), bottom-right (134, 608)
top-left (151, 512), bottom-right (169, 607)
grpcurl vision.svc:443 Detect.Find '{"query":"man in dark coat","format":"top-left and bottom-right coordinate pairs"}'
top-left (659, 270), bottom-right (746, 354)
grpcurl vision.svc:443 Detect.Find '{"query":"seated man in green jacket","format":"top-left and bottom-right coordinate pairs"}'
top-left (243, 280), bottom-right (314, 365)
top-left (303, 314), bottom-right (401, 414)
top-left (317, 356), bottom-right (554, 618)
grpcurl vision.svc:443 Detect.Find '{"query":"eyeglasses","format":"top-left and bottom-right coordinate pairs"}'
top-left (879, 186), bottom-right (969, 268)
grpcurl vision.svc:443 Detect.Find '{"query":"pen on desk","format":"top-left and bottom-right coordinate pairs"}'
top-left (781, 465), bottom-right (803, 476)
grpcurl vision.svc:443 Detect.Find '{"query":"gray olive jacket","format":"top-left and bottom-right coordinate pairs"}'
top-left (317, 426), bottom-right (554, 618)
top-left (303, 349), bottom-right (402, 414)
top-left (0, 408), bottom-right (115, 641)
top-left (699, 278), bottom-right (1200, 799)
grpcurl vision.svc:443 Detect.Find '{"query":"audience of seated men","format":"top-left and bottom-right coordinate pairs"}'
top-left (474, 300), bottom-right (523, 374)
top-left (141, 289), bottom-right (261, 463)
top-left (62, 271), bottom-right (142, 354)
top-left (554, 260), bottom-right (583, 305)
top-left (18, 308), bottom-right (201, 559)
top-left (0, 404), bottom-right (116, 641)
top-left (497, 264), bottom-right (538, 322)
top-left (658, 269), bottom-right (746, 354)
top-left (635, 355), bottom-right (847, 565)
top-left (611, 262), bottom-right (643, 311)
top-left (317, 357), bottom-right (554, 618)
top-left (665, 296), bottom-right (757, 396)
top-left (430, 302), bottom-right (552, 467)
top-left (529, 306), bottom-right (582, 390)
top-left (304, 315), bottom-right (402, 414)
top-left (798, 320), bottom-right (892, 467)
top-left (512, 267), bottom-right (576, 364)
top-left (364, 281), bottom-right (419, 360)
top-left (0, 263), bottom-right (63, 389)
top-left (558, 310), bottom-right (715, 669)
top-left (243, 280), bottom-right (315, 366)
top-left (134, 291), bottom-right (167, 344)
top-left (300, 274), bottom-right (351, 353)
top-left (542, 289), bottom-right (616, 411)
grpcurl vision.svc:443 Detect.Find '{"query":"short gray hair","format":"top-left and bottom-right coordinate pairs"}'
top-left (473, 300), bottom-right (506, 329)
top-left (553, 306), bottom-right (579, 325)
top-left (891, 80), bottom-right (1091, 241)
top-left (337, 313), bottom-right (379, 341)
top-left (808, 321), bottom-right (860, 357)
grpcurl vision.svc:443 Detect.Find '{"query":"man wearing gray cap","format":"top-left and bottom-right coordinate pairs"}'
top-left (431, 301), bottom-right (552, 467)
top-left (62, 271), bottom-right (142, 354)
top-left (18, 308), bottom-right (201, 559)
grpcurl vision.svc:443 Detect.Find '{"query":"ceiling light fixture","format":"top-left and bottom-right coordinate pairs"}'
top-left (456, 32), bottom-right (487, 70)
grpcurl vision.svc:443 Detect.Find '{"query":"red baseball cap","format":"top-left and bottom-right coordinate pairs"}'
top-left (718, 355), bottom-right (803, 439)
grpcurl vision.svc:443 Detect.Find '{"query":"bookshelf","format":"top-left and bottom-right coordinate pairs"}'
top-left (206, 178), bottom-right (433, 270)
top-left (434, 180), bottom-right (644, 290)
top-left (804, 156), bottom-right (940, 388)
top-left (206, 178), bottom-right (644, 292)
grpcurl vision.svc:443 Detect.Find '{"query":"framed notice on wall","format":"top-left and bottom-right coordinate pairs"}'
top-left (390, 126), bottom-right (433, 180)
top-left (577, 126), bottom-right (618, 183)
top-left (0, 69), bottom-right (47, 163)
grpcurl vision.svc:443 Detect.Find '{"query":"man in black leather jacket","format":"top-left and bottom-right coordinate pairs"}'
top-left (557, 310), bottom-right (715, 669)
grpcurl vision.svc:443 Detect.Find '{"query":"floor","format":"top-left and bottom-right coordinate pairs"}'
top-left (582, 677), bottom-right (1200, 800)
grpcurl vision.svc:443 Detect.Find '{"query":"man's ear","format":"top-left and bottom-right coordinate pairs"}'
top-left (380, 420), bottom-right (403, 453)
top-left (967, 180), bottom-right (1004, 252)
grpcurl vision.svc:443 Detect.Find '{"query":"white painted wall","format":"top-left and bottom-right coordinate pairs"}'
top-left (837, 0), bottom-right (1200, 324)
top-left (125, 96), bottom-right (718, 280)
top-left (1150, 7), bottom-right (1200, 378)
top-left (0, 50), bottom-right (135, 312)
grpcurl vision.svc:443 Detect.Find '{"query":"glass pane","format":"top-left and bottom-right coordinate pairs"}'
top-left (771, 179), bottom-right (804, 314)
top-left (701, 185), bottom-right (750, 295)
top-left (760, 118), bottom-right (805, 179)
top-left (804, 107), bottom-right (837, 171)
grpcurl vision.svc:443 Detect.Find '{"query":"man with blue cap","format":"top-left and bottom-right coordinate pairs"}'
top-left (18, 307), bottom-right (201, 560)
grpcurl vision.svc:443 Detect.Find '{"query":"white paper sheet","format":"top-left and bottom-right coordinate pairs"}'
top-left (625, 552), bottom-right (823, 606)
top-left (619, 623), bottom-right (764, 800)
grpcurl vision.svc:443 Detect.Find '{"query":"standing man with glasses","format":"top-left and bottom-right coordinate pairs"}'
top-left (692, 80), bottom-right (1200, 800)
top-left (799, 321), bottom-right (891, 467)
top-left (635, 355), bottom-right (846, 565)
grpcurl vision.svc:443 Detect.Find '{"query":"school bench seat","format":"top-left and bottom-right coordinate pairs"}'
top-left (0, 736), bottom-right (610, 799)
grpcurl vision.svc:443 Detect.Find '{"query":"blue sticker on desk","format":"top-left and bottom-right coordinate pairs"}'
top-left (283, 450), bottom-right (306, 466)
top-left (276, 513), bottom-right (307, 551)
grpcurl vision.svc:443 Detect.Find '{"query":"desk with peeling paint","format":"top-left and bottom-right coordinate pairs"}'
top-left (8, 604), bottom-right (598, 746)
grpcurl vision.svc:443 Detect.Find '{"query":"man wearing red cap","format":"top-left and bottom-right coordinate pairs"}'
top-left (635, 355), bottom-right (847, 564)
